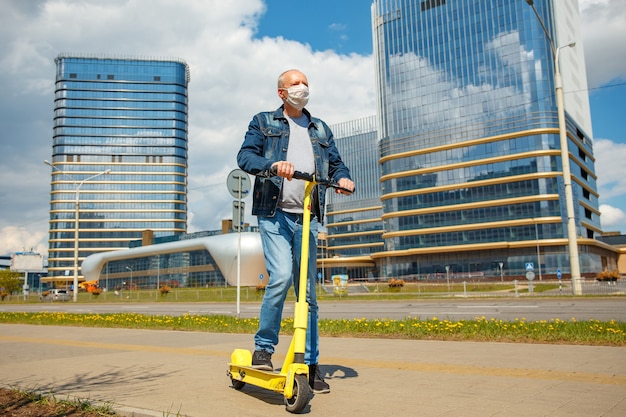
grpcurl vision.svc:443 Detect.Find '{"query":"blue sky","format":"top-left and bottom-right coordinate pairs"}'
top-left (588, 81), bottom-right (626, 140)
top-left (257, 0), bottom-right (626, 141)
top-left (0, 0), bottom-right (624, 257)
top-left (257, 1), bottom-right (374, 56)
top-left (257, 0), bottom-right (626, 233)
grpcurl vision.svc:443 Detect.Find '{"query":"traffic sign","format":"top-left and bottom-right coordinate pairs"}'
top-left (525, 271), bottom-right (535, 281)
top-left (525, 262), bottom-right (534, 271)
top-left (227, 169), bottom-right (251, 199)
top-left (557, 269), bottom-right (562, 279)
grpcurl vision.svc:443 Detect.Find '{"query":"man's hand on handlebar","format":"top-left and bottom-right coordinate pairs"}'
top-left (271, 161), bottom-right (295, 180)
top-left (336, 177), bottom-right (354, 195)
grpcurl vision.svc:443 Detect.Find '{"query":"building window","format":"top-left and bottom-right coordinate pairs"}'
top-left (421, 0), bottom-right (445, 12)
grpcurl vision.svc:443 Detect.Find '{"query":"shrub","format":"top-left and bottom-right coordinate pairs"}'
top-left (596, 270), bottom-right (620, 282)
top-left (160, 285), bottom-right (171, 295)
top-left (388, 278), bottom-right (405, 288)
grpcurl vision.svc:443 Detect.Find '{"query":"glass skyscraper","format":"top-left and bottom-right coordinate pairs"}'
top-left (363, 0), bottom-right (611, 279)
top-left (325, 116), bottom-right (382, 278)
top-left (46, 54), bottom-right (190, 283)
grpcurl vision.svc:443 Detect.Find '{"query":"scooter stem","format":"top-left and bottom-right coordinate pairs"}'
top-left (291, 178), bottom-right (316, 364)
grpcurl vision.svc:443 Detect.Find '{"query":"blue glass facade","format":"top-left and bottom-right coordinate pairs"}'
top-left (327, 116), bottom-right (383, 254)
top-left (362, 0), bottom-right (605, 278)
top-left (324, 116), bottom-right (382, 279)
top-left (47, 54), bottom-right (190, 281)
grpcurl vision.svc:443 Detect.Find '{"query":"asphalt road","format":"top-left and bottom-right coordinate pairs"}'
top-left (1, 298), bottom-right (625, 321)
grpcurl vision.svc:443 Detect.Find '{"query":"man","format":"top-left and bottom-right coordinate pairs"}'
top-left (237, 69), bottom-right (354, 394)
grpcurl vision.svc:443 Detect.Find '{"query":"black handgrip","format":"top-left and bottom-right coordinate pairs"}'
top-left (292, 171), bottom-right (314, 182)
top-left (334, 185), bottom-right (355, 195)
top-left (296, 171), bottom-right (354, 195)
top-left (272, 167), bottom-right (354, 194)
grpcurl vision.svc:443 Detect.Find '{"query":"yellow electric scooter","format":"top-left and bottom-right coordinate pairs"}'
top-left (227, 171), bottom-right (352, 414)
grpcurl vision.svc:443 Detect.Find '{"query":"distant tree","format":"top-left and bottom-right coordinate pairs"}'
top-left (0, 270), bottom-right (23, 296)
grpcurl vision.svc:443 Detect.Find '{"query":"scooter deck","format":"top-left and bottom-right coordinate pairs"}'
top-left (228, 363), bottom-right (289, 392)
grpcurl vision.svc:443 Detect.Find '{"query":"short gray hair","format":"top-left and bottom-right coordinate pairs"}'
top-left (277, 69), bottom-right (302, 88)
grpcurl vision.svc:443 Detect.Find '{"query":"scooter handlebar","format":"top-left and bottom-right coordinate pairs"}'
top-left (292, 170), bottom-right (314, 182)
top-left (269, 166), bottom-right (354, 194)
top-left (293, 171), bottom-right (354, 195)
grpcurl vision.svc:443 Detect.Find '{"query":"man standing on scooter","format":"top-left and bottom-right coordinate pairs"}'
top-left (237, 69), bottom-right (354, 394)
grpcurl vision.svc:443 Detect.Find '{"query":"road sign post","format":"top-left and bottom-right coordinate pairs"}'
top-left (227, 169), bottom-right (251, 316)
top-left (525, 271), bottom-right (535, 293)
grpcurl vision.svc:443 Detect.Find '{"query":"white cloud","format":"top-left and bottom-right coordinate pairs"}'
top-left (594, 139), bottom-right (626, 199)
top-left (0, 226), bottom-right (48, 256)
top-left (0, 0), bottom-right (624, 258)
top-left (579, 0), bottom-right (626, 87)
top-left (0, 0), bottom-right (375, 256)
top-left (594, 138), bottom-right (626, 233)
top-left (599, 204), bottom-right (626, 231)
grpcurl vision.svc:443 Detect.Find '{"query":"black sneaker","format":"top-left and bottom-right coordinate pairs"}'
top-left (251, 350), bottom-right (273, 371)
top-left (308, 364), bottom-right (330, 394)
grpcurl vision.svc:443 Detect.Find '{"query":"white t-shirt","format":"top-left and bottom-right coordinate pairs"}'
top-left (279, 114), bottom-right (315, 213)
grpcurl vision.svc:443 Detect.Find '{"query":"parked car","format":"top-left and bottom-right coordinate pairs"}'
top-left (40, 289), bottom-right (71, 302)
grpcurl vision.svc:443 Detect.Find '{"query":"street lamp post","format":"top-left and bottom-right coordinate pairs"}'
top-left (126, 266), bottom-right (133, 299)
top-left (526, 0), bottom-right (581, 295)
top-left (156, 254), bottom-right (160, 301)
top-left (533, 219), bottom-right (543, 281)
top-left (45, 161), bottom-right (111, 301)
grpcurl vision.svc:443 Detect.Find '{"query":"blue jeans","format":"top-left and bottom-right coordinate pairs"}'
top-left (255, 209), bottom-right (319, 365)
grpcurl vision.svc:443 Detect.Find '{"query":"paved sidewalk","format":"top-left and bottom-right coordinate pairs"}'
top-left (1, 324), bottom-right (625, 416)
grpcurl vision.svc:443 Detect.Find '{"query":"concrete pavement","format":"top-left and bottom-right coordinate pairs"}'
top-left (1, 324), bottom-right (625, 416)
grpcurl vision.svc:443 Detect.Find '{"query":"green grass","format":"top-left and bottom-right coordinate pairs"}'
top-left (0, 311), bottom-right (624, 347)
top-left (0, 386), bottom-right (117, 416)
top-left (3, 284), bottom-right (624, 347)
top-left (9, 280), bottom-right (565, 305)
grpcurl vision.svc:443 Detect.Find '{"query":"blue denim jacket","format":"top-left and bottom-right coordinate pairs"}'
top-left (237, 106), bottom-right (351, 224)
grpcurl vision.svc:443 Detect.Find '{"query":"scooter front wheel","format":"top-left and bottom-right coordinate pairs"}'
top-left (284, 374), bottom-right (311, 414)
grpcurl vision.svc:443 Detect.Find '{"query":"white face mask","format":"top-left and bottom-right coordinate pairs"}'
top-left (282, 84), bottom-right (309, 110)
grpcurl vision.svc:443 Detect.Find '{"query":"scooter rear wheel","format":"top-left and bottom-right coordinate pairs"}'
top-left (284, 374), bottom-right (310, 414)
top-left (231, 378), bottom-right (245, 390)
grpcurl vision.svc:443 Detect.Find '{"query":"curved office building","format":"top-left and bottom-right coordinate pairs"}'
top-left (369, 0), bottom-right (613, 279)
top-left (46, 54), bottom-right (190, 284)
top-left (81, 232), bottom-right (268, 290)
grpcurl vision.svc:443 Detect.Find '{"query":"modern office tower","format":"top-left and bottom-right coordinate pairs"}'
top-left (369, 0), bottom-right (609, 279)
top-left (324, 116), bottom-right (382, 279)
top-left (46, 53), bottom-right (190, 284)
